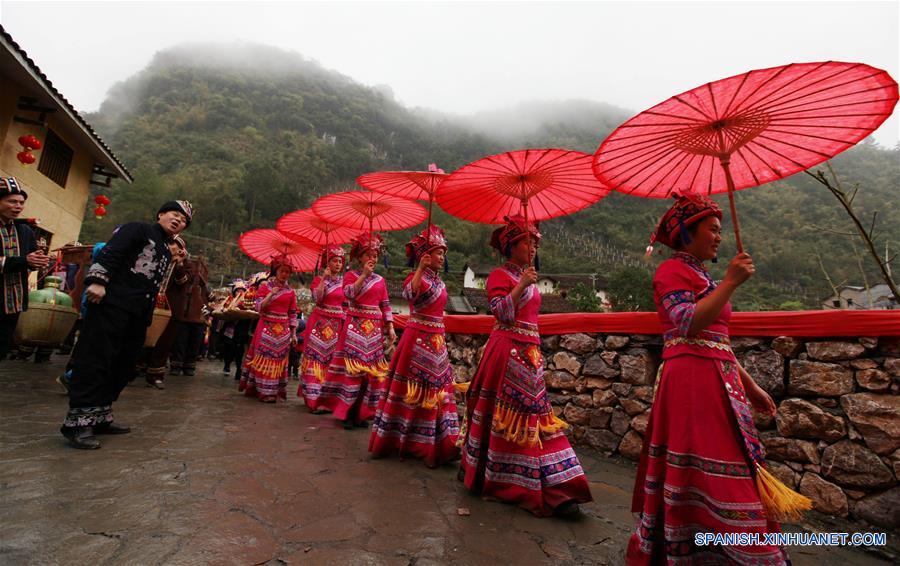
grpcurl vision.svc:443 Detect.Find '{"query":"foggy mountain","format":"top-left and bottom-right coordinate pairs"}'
top-left (81, 42), bottom-right (899, 310)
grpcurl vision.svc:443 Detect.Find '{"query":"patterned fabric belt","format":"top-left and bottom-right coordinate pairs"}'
top-left (315, 304), bottom-right (344, 317)
top-left (408, 313), bottom-right (444, 330)
top-left (264, 313), bottom-right (289, 321)
top-left (347, 305), bottom-right (381, 317)
top-left (664, 335), bottom-right (732, 352)
top-left (494, 321), bottom-right (540, 339)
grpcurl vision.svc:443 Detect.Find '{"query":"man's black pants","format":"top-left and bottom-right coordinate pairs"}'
top-left (0, 312), bottom-right (21, 361)
top-left (63, 303), bottom-right (147, 428)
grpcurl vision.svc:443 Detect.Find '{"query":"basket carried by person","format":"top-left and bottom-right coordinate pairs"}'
top-left (212, 290), bottom-right (259, 321)
top-left (14, 276), bottom-right (79, 347)
top-left (144, 294), bottom-right (172, 347)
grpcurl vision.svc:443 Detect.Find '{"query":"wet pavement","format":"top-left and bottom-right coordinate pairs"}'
top-left (0, 357), bottom-right (892, 565)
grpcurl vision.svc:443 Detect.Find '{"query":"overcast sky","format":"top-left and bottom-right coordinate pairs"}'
top-left (1, 1), bottom-right (898, 146)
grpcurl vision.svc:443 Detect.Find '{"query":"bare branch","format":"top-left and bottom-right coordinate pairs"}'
top-left (817, 165), bottom-right (900, 304)
top-left (868, 211), bottom-right (878, 239)
top-left (850, 238), bottom-right (872, 307)
top-left (816, 251), bottom-right (844, 306)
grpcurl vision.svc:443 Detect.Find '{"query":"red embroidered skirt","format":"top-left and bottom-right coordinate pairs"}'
top-left (627, 355), bottom-right (788, 565)
top-left (369, 326), bottom-right (460, 467)
top-left (297, 310), bottom-right (342, 411)
top-left (238, 315), bottom-right (291, 401)
top-left (459, 332), bottom-right (592, 517)
top-left (317, 315), bottom-right (388, 422)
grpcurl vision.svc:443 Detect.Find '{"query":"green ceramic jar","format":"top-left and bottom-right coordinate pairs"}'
top-left (28, 276), bottom-right (74, 307)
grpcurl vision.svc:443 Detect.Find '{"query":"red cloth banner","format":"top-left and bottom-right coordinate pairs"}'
top-left (392, 311), bottom-right (900, 337)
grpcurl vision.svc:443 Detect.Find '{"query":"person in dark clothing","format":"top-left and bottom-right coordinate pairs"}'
top-left (0, 177), bottom-right (49, 360)
top-left (219, 279), bottom-right (251, 380)
top-left (169, 257), bottom-right (210, 377)
top-left (288, 313), bottom-right (306, 378)
top-left (60, 200), bottom-right (193, 450)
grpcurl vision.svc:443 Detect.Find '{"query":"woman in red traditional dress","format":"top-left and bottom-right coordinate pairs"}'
top-left (318, 232), bottom-right (396, 429)
top-left (238, 256), bottom-right (299, 403)
top-left (297, 245), bottom-right (346, 413)
top-left (369, 225), bottom-right (460, 467)
top-left (627, 194), bottom-right (809, 565)
top-left (459, 215), bottom-right (592, 517)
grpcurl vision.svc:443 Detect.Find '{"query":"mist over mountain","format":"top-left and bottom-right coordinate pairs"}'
top-left (82, 42), bottom-right (899, 310)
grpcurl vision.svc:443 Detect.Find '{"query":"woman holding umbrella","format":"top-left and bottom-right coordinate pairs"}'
top-left (369, 225), bottom-right (460, 467)
top-left (318, 232), bottom-right (395, 429)
top-left (627, 194), bottom-right (807, 565)
top-left (297, 245), bottom-right (347, 413)
top-left (459, 215), bottom-right (592, 517)
top-left (238, 255), bottom-right (299, 403)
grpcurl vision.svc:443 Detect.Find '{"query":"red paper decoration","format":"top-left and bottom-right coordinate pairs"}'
top-left (94, 205), bottom-right (107, 219)
top-left (17, 135), bottom-right (42, 150)
top-left (16, 134), bottom-right (41, 166)
top-left (94, 194), bottom-right (111, 206)
top-left (17, 151), bottom-right (36, 165)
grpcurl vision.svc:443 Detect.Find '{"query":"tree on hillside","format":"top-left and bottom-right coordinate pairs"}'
top-left (566, 283), bottom-right (602, 312)
top-left (606, 267), bottom-right (654, 312)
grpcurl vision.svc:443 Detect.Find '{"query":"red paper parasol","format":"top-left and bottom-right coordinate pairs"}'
top-left (436, 148), bottom-right (609, 224)
top-left (593, 61), bottom-right (898, 251)
top-left (276, 209), bottom-right (358, 246)
top-left (357, 163), bottom-right (448, 227)
top-left (312, 190), bottom-right (427, 234)
top-left (238, 229), bottom-right (320, 272)
top-left (436, 149), bottom-right (610, 264)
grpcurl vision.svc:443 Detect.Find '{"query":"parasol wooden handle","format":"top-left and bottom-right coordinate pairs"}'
top-left (719, 157), bottom-right (744, 254)
top-left (716, 130), bottom-right (744, 254)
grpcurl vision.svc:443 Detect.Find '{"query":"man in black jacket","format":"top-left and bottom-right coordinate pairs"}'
top-left (61, 200), bottom-right (193, 449)
top-left (0, 177), bottom-right (49, 360)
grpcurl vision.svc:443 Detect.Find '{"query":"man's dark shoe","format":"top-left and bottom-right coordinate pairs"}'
top-left (169, 368), bottom-right (181, 376)
top-left (94, 422), bottom-right (131, 435)
top-left (60, 426), bottom-right (101, 449)
top-left (183, 369), bottom-right (195, 376)
top-left (146, 378), bottom-right (165, 390)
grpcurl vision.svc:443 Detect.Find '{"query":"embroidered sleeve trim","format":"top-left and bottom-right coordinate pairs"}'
top-left (85, 262), bottom-right (110, 285)
top-left (401, 279), bottom-right (418, 302)
top-left (490, 294), bottom-right (516, 324)
top-left (342, 271), bottom-right (360, 300)
top-left (662, 289), bottom-right (696, 337)
top-left (380, 299), bottom-right (393, 323)
top-left (413, 277), bottom-right (443, 310)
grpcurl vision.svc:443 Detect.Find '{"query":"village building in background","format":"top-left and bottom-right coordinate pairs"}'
top-left (462, 263), bottom-right (609, 313)
top-left (823, 283), bottom-right (899, 310)
top-left (0, 26), bottom-right (132, 249)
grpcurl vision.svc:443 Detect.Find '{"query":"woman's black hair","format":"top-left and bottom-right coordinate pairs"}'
top-left (674, 221), bottom-right (702, 251)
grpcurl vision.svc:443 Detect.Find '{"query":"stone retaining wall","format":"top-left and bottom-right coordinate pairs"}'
top-left (446, 332), bottom-right (900, 529)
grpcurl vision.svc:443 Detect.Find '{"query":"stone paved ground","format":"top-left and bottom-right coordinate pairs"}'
top-left (0, 357), bottom-right (893, 565)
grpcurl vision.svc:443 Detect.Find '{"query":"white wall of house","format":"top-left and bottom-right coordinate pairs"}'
top-left (537, 278), bottom-right (556, 294)
top-left (463, 267), bottom-right (486, 289)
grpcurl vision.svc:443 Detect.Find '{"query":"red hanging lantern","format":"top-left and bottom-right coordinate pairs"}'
top-left (94, 194), bottom-right (111, 206)
top-left (17, 151), bottom-right (36, 165)
top-left (17, 135), bottom-right (42, 150)
top-left (94, 205), bottom-right (107, 219)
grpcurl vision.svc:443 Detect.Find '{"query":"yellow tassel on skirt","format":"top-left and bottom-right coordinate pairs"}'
top-left (403, 380), bottom-right (446, 409)
top-left (453, 381), bottom-right (470, 394)
top-left (301, 358), bottom-right (327, 383)
top-left (755, 463), bottom-right (812, 522)
top-left (492, 402), bottom-right (569, 448)
top-left (246, 354), bottom-right (288, 379)
top-left (345, 358), bottom-right (389, 380)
